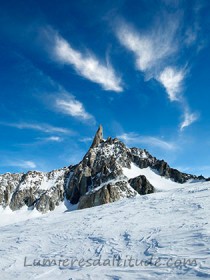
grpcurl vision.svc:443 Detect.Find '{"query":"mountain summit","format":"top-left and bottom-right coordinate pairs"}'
top-left (90, 124), bottom-right (103, 149)
top-left (0, 126), bottom-right (207, 213)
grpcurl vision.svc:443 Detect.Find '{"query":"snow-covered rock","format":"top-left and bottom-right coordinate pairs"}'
top-left (66, 126), bottom-right (206, 209)
top-left (78, 180), bottom-right (138, 209)
top-left (0, 168), bottom-right (71, 213)
top-left (0, 125), bottom-right (207, 213)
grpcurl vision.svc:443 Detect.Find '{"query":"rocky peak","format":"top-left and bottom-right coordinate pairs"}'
top-left (66, 136), bottom-right (155, 205)
top-left (90, 124), bottom-right (103, 149)
top-left (0, 126), bottom-right (207, 212)
top-left (66, 132), bottom-right (206, 208)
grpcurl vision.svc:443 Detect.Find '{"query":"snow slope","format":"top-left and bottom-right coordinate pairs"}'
top-left (1, 182), bottom-right (210, 280)
top-left (123, 163), bottom-right (204, 191)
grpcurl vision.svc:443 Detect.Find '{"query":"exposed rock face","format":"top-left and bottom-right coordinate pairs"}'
top-left (66, 138), bottom-right (131, 204)
top-left (0, 125), bottom-right (207, 213)
top-left (0, 168), bottom-right (71, 213)
top-left (90, 124), bottom-right (103, 149)
top-left (66, 127), bottom-right (205, 208)
top-left (78, 181), bottom-right (138, 210)
top-left (153, 160), bottom-right (205, 183)
top-left (128, 175), bottom-right (154, 195)
top-left (0, 173), bottom-right (23, 208)
top-left (130, 149), bottom-right (204, 183)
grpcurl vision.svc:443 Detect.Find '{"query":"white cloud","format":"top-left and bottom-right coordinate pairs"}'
top-left (158, 67), bottom-right (185, 101)
top-left (116, 20), bottom-right (199, 130)
top-left (79, 137), bottom-right (93, 143)
top-left (180, 111), bottom-right (198, 131)
top-left (116, 21), bottom-right (183, 98)
top-left (1, 122), bottom-right (72, 134)
top-left (158, 68), bottom-right (199, 130)
top-left (118, 133), bottom-right (176, 150)
top-left (116, 21), bottom-right (178, 73)
top-left (55, 95), bottom-right (94, 121)
top-left (45, 136), bottom-right (62, 142)
top-left (54, 35), bottom-right (122, 92)
top-left (37, 136), bottom-right (63, 142)
top-left (6, 160), bottom-right (36, 169)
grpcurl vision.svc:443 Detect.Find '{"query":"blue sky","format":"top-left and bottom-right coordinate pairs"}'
top-left (1, 0), bottom-right (210, 176)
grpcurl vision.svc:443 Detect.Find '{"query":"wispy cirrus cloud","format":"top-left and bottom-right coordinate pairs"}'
top-left (54, 94), bottom-right (95, 122)
top-left (116, 20), bottom-right (178, 74)
top-left (79, 137), bottom-right (93, 143)
top-left (115, 19), bottom-right (198, 130)
top-left (0, 122), bottom-right (72, 134)
top-left (12, 136), bottom-right (64, 148)
top-left (53, 35), bottom-right (122, 92)
top-left (44, 136), bottom-right (62, 142)
top-left (4, 160), bottom-right (37, 169)
top-left (180, 110), bottom-right (199, 131)
top-left (36, 136), bottom-right (63, 142)
top-left (158, 67), bottom-right (185, 102)
top-left (158, 67), bottom-right (199, 130)
top-left (30, 60), bottom-right (95, 123)
top-left (118, 133), bottom-right (176, 150)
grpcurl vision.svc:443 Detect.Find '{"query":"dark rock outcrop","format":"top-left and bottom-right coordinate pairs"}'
top-left (128, 175), bottom-right (154, 195)
top-left (78, 181), bottom-right (138, 210)
top-left (153, 160), bottom-right (205, 183)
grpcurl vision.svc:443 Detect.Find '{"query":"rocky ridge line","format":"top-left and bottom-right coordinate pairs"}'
top-left (0, 125), bottom-right (207, 212)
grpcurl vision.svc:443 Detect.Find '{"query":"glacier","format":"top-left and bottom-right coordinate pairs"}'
top-left (1, 179), bottom-right (210, 279)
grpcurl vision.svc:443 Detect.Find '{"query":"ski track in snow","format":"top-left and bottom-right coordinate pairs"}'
top-left (1, 179), bottom-right (210, 280)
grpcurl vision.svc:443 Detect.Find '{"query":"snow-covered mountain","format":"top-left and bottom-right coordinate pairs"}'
top-left (0, 125), bottom-right (208, 213)
top-left (0, 167), bottom-right (70, 213)
top-left (1, 176), bottom-right (210, 279)
top-left (1, 126), bottom-right (210, 279)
